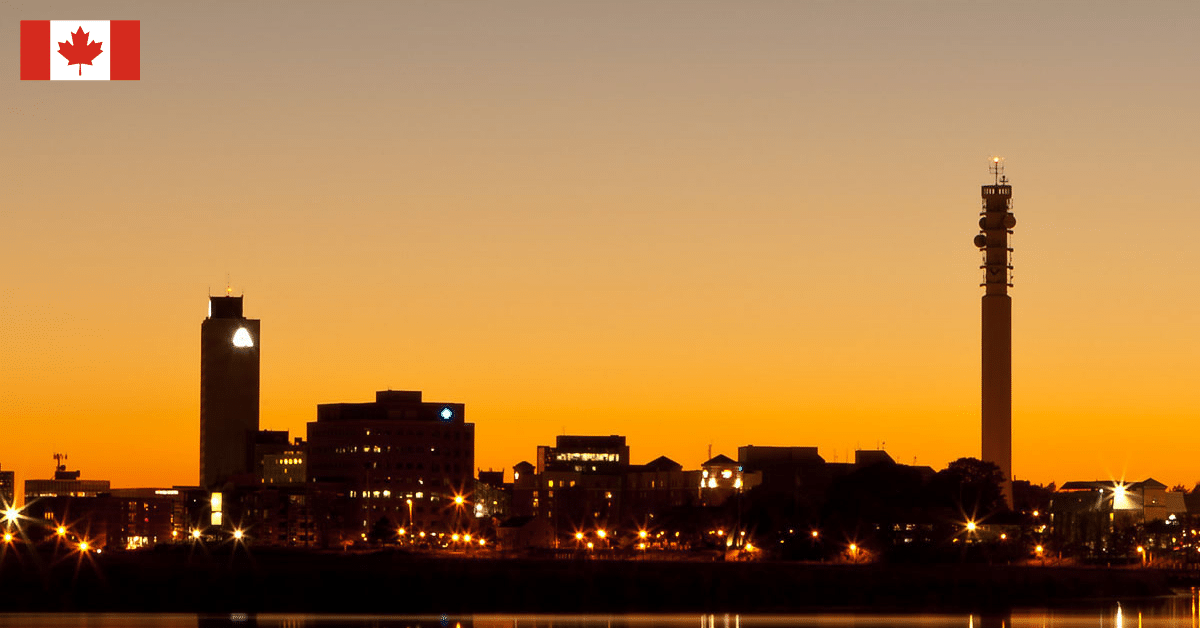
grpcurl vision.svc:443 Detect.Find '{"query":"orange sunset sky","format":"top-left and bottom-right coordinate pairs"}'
top-left (2, 1), bottom-right (1197, 495)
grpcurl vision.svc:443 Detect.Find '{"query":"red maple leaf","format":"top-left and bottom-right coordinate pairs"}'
top-left (57, 26), bottom-right (104, 76)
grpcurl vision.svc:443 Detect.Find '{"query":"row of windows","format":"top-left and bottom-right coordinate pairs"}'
top-left (355, 462), bottom-right (466, 474)
top-left (325, 445), bottom-right (471, 457)
top-left (364, 429), bottom-right (465, 440)
top-left (350, 489), bottom-right (426, 499)
top-left (554, 452), bottom-right (621, 463)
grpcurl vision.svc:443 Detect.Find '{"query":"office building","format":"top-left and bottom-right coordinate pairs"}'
top-left (254, 430), bottom-right (307, 486)
top-left (200, 295), bottom-right (260, 488)
top-left (307, 390), bottom-right (473, 543)
top-left (24, 463), bottom-right (109, 501)
top-left (0, 465), bottom-right (13, 507)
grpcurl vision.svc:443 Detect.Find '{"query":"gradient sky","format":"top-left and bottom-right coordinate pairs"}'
top-left (2, 1), bottom-right (1197, 495)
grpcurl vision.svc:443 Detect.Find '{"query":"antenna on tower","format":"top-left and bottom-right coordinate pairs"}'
top-left (225, 273), bottom-right (232, 296)
top-left (990, 156), bottom-right (1006, 185)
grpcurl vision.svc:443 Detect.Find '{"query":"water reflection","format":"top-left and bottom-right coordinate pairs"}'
top-left (3, 592), bottom-right (1200, 628)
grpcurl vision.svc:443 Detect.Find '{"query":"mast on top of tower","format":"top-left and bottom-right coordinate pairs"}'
top-left (990, 156), bottom-right (1008, 185)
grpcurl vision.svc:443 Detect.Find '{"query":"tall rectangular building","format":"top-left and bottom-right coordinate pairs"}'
top-left (0, 464), bottom-right (14, 507)
top-left (200, 295), bottom-right (260, 488)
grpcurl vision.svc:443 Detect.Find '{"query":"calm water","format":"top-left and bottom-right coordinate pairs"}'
top-left (1, 602), bottom-right (1198, 628)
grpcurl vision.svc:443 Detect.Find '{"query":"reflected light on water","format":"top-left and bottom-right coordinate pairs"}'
top-left (3, 605), bottom-right (1200, 628)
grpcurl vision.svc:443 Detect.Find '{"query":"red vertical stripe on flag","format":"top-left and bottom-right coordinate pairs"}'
top-left (110, 20), bottom-right (140, 80)
top-left (20, 20), bottom-right (51, 80)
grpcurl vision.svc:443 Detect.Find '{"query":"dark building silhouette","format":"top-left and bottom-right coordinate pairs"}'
top-left (254, 430), bottom-right (307, 486)
top-left (0, 464), bottom-right (13, 507)
top-left (537, 435), bottom-right (629, 475)
top-left (1049, 479), bottom-right (1182, 554)
top-left (24, 461), bottom-right (109, 501)
top-left (200, 295), bottom-right (260, 488)
top-left (23, 493), bottom-right (175, 550)
top-left (975, 160), bottom-right (1016, 506)
top-left (307, 390), bottom-right (473, 544)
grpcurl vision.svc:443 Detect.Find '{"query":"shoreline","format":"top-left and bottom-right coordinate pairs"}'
top-left (0, 548), bottom-right (1192, 613)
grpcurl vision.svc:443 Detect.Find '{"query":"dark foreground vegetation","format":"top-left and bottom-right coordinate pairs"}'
top-left (0, 545), bottom-right (1189, 614)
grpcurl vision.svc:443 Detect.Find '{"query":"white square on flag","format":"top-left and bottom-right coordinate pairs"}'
top-left (50, 20), bottom-right (110, 80)
top-left (20, 20), bottom-right (139, 80)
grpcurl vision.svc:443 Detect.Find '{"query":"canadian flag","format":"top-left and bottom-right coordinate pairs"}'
top-left (21, 20), bottom-right (140, 80)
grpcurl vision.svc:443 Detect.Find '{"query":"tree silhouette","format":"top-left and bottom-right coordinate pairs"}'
top-left (929, 457), bottom-right (1006, 517)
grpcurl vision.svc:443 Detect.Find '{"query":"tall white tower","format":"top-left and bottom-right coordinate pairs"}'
top-left (974, 158), bottom-right (1015, 506)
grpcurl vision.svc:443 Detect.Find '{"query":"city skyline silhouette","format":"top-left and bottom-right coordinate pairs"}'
top-left (2, 1), bottom-right (1197, 491)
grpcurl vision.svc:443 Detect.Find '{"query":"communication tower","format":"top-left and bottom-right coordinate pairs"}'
top-left (974, 157), bottom-right (1016, 507)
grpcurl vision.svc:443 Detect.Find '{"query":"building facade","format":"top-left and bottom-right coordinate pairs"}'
top-left (200, 295), bottom-right (261, 488)
top-left (0, 465), bottom-right (13, 507)
top-left (24, 466), bottom-right (110, 501)
top-left (307, 390), bottom-right (473, 544)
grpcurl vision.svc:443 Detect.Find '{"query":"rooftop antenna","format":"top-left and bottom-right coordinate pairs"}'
top-left (990, 156), bottom-right (1007, 185)
top-left (225, 273), bottom-right (233, 296)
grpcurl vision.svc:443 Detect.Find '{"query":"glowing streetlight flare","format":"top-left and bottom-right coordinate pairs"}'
top-left (2, 533), bottom-right (12, 543)
top-left (966, 521), bottom-right (977, 532)
top-left (638, 530), bottom-right (648, 539)
top-left (3, 507), bottom-right (18, 522)
top-left (575, 532), bottom-right (584, 540)
top-left (596, 529), bottom-right (607, 539)
top-left (233, 529), bottom-right (244, 540)
top-left (454, 495), bottom-right (465, 505)
top-left (57, 526), bottom-right (67, 537)
top-left (78, 541), bottom-right (90, 551)
top-left (811, 530), bottom-right (819, 538)
top-left (191, 529), bottom-right (201, 539)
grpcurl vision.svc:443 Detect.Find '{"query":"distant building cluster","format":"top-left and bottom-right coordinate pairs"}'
top-left (1, 293), bottom-right (1196, 566)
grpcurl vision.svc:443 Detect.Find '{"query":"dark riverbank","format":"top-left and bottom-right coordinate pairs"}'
top-left (0, 547), bottom-right (1187, 613)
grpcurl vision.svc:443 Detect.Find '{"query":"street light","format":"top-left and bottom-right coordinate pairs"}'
top-left (56, 526), bottom-right (67, 537)
top-left (191, 529), bottom-right (202, 540)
